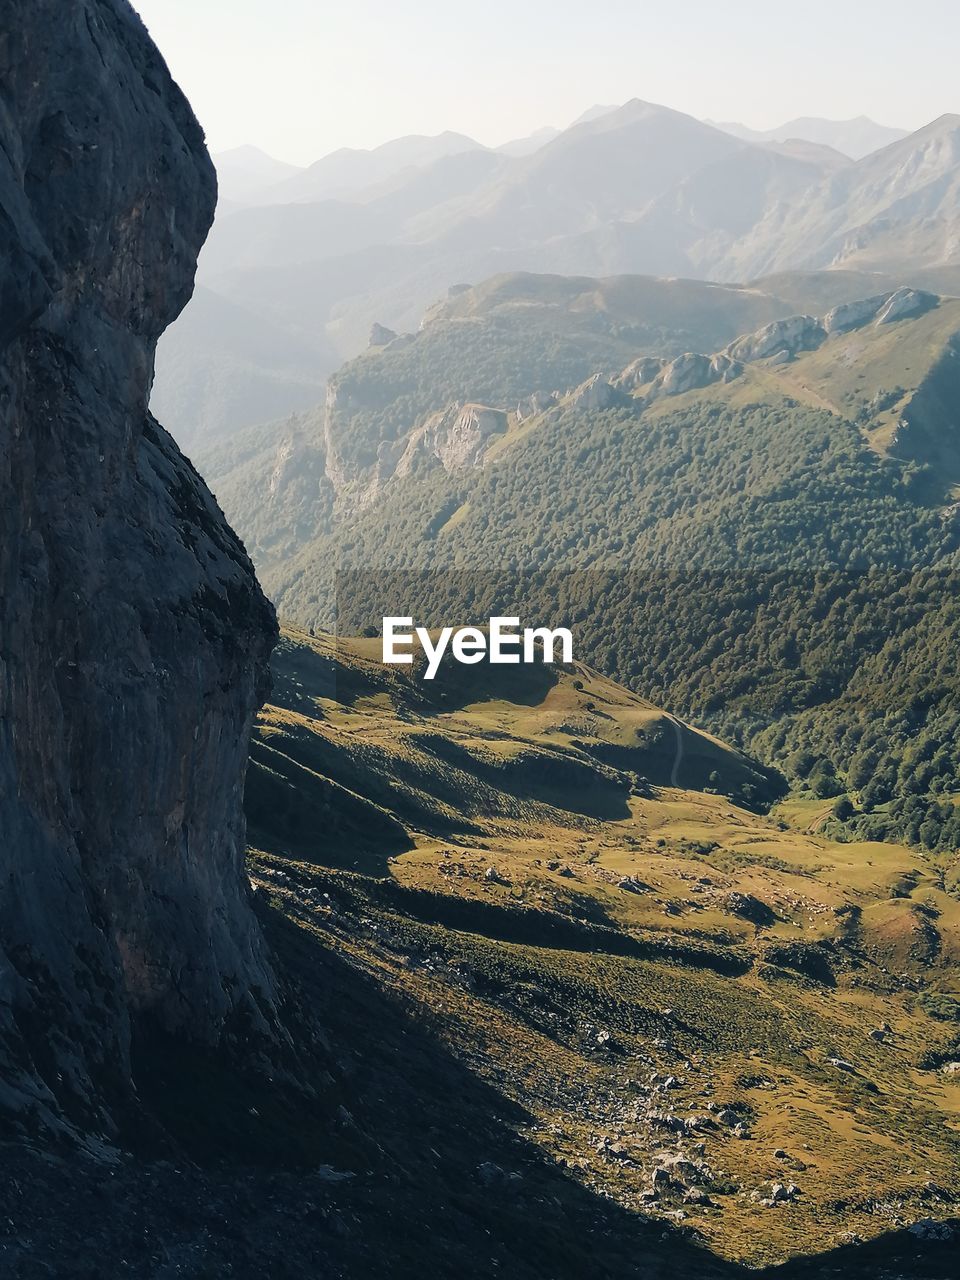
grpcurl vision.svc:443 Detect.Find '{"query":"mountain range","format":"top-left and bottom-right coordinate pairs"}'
top-left (196, 272), bottom-right (960, 861)
top-left (154, 101), bottom-right (959, 445)
top-left (710, 115), bottom-right (909, 159)
top-left (7, 6), bottom-right (960, 1271)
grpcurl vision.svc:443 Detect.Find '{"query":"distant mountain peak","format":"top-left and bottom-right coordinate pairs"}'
top-left (709, 115), bottom-right (909, 160)
top-left (569, 103), bottom-right (621, 127)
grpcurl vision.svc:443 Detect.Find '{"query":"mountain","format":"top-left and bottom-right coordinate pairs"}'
top-left (155, 102), bottom-right (960, 450)
top-left (497, 106), bottom-right (620, 157)
top-left (259, 131), bottom-right (487, 205)
top-left (193, 269), bottom-right (839, 562)
top-left (187, 102), bottom-right (854, 387)
top-left (213, 143), bottom-right (304, 204)
top-left (723, 114), bottom-right (960, 280)
top-left (571, 102), bottom-right (621, 126)
top-left (712, 115), bottom-right (909, 160)
top-left (201, 278), bottom-right (960, 860)
top-left (0, 0), bottom-right (278, 1143)
top-left (497, 125), bottom-right (561, 156)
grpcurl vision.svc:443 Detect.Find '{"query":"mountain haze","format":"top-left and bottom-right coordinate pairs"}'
top-left (157, 101), bottom-right (960, 445)
top-left (712, 115), bottom-right (909, 160)
top-left (213, 143), bottom-right (304, 204)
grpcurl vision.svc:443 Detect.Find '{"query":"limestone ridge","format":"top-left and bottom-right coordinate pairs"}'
top-left (0, 0), bottom-right (279, 1142)
top-left (259, 286), bottom-right (946, 531)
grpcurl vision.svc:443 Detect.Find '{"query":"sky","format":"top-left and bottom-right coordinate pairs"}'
top-left (131, 0), bottom-right (959, 166)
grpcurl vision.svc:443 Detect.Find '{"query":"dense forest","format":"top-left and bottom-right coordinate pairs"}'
top-left (200, 292), bottom-right (960, 853)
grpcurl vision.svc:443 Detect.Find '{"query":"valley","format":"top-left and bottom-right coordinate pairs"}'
top-left (4, 6), bottom-right (960, 1274)
top-left (239, 629), bottom-right (960, 1269)
top-left (196, 278), bottom-right (960, 861)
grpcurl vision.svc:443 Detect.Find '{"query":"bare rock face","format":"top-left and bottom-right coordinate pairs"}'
top-left (0, 0), bottom-right (278, 1141)
top-left (615, 356), bottom-right (666, 392)
top-left (875, 287), bottom-right (937, 326)
top-left (725, 314), bottom-right (826, 364)
top-left (568, 374), bottom-right (622, 414)
top-left (656, 352), bottom-right (743, 396)
top-left (395, 402), bottom-right (508, 477)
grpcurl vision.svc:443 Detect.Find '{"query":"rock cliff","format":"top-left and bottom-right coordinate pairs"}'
top-left (0, 0), bottom-right (278, 1142)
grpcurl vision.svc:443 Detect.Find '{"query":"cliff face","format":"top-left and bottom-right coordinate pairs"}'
top-left (0, 0), bottom-right (278, 1141)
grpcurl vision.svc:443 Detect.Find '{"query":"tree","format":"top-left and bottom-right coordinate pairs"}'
top-left (833, 796), bottom-right (854, 821)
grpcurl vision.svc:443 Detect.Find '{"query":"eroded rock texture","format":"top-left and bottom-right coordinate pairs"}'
top-left (0, 0), bottom-right (278, 1141)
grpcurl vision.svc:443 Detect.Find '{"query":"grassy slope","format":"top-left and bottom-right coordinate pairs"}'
top-left (245, 629), bottom-right (960, 1270)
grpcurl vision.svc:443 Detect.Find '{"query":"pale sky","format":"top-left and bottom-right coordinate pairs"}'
top-left (131, 0), bottom-right (959, 165)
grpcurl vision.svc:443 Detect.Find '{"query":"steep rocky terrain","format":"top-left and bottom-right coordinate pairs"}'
top-left (0, 0), bottom-right (278, 1143)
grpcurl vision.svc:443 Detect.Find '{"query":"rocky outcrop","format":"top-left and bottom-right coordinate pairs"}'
top-left (0, 0), bottom-right (278, 1142)
top-left (725, 314), bottom-right (826, 364)
top-left (614, 353), bottom-right (742, 400)
top-left (822, 295), bottom-right (890, 334)
top-left (515, 390), bottom-right (560, 421)
top-left (822, 288), bottom-right (938, 334)
top-left (369, 322), bottom-right (399, 347)
top-left (657, 352), bottom-right (742, 395)
top-left (615, 357), bottom-right (667, 391)
top-left (568, 374), bottom-right (623, 413)
top-left (875, 287), bottom-right (938, 326)
top-left (395, 402), bottom-right (508, 477)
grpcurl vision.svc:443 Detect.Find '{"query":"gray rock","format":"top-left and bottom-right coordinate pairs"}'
top-left (726, 314), bottom-right (826, 363)
top-left (875, 287), bottom-right (938, 326)
top-left (683, 1187), bottom-right (713, 1206)
top-left (0, 0), bottom-right (278, 1142)
top-left (907, 1218), bottom-right (955, 1242)
top-left (616, 356), bottom-right (666, 390)
top-left (654, 352), bottom-right (743, 397)
top-left (823, 295), bottom-right (889, 334)
top-left (568, 374), bottom-right (622, 413)
top-left (396, 403), bottom-right (508, 478)
top-left (515, 390), bottom-right (560, 421)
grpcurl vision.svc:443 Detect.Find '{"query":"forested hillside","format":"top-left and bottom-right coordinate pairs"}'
top-left (199, 283), bottom-right (960, 854)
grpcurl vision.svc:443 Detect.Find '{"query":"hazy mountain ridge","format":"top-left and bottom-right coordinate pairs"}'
top-left (710, 115), bottom-right (909, 160)
top-left (159, 102), bottom-right (960, 444)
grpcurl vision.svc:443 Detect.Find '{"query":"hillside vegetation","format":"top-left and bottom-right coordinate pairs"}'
top-left (200, 285), bottom-right (960, 855)
top-left (242, 629), bottom-right (960, 1270)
